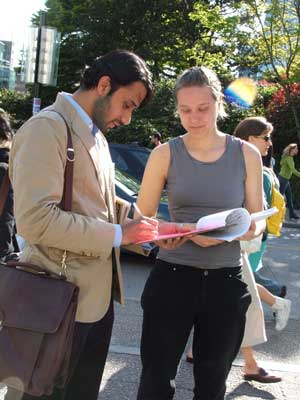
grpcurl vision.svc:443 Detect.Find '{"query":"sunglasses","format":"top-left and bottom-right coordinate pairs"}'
top-left (257, 135), bottom-right (272, 142)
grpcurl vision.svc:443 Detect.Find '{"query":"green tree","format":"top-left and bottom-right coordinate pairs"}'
top-left (108, 78), bottom-right (184, 145)
top-left (0, 89), bottom-right (32, 128)
top-left (243, 0), bottom-right (300, 139)
top-left (188, 0), bottom-right (251, 77)
top-left (266, 83), bottom-right (300, 154)
top-left (34, 0), bottom-right (200, 90)
top-left (219, 83), bottom-right (278, 135)
top-left (33, 0), bottom-right (245, 91)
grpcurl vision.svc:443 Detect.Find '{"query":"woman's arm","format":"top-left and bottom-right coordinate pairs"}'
top-left (135, 143), bottom-right (170, 218)
top-left (286, 156), bottom-right (300, 178)
top-left (136, 144), bottom-right (194, 249)
top-left (263, 170), bottom-right (273, 207)
top-left (241, 142), bottom-right (266, 240)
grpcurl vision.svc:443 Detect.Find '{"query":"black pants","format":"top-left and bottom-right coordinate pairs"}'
top-left (6, 301), bottom-right (114, 400)
top-left (137, 260), bottom-right (251, 400)
top-left (278, 175), bottom-right (295, 216)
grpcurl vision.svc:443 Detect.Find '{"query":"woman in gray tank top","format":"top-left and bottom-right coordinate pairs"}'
top-left (135, 67), bottom-right (266, 400)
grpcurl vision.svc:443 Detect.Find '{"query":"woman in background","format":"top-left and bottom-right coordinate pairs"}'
top-left (279, 143), bottom-right (300, 219)
top-left (0, 109), bottom-right (19, 262)
top-left (234, 116), bottom-right (291, 383)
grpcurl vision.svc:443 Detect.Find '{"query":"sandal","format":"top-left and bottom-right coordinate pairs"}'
top-left (244, 367), bottom-right (282, 383)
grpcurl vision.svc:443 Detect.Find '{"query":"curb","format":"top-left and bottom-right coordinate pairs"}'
top-left (283, 221), bottom-right (300, 229)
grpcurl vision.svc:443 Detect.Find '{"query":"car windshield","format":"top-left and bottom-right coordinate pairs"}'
top-left (115, 169), bottom-right (141, 194)
top-left (128, 149), bottom-right (150, 165)
top-left (115, 168), bottom-right (168, 202)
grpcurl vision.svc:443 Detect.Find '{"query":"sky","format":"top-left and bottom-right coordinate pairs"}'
top-left (1, 0), bottom-right (46, 66)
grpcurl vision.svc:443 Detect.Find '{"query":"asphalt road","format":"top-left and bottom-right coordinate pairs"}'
top-left (103, 226), bottom-right (300, 399)
top-left (1, 226), bottom-right (299, 400)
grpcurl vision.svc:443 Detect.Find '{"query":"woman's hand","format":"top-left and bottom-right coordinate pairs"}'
top-left (155, 236), bottom-right (191, 250)
top-left (189, 235), bottom-right (224, 248)
top-left (155, 222), bottom-right (197, 249)
top-left (237, 220), bottom-right (266, 241)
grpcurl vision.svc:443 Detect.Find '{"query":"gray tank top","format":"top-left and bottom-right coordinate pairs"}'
top-left (158, 134), bottom-right (246, 269)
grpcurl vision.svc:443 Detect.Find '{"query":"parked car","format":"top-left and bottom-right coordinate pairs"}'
top-left (109, 143), bottom-right (151, 182)
top-left (115, 168), bottom-right (169, 258)
top-left (115, 168), bottom-right (169, 221)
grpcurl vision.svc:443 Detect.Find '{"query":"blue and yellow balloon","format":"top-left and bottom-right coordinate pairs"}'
top-left (224, 77), bottom-right (257, 108)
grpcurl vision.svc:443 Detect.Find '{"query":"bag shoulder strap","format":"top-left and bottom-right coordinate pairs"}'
top-left (49, 111), bottom-right (74, 212)
top-left (0, 170), bottom-right (10, 217)
top-left (1, 112), bottom-right (74, 215)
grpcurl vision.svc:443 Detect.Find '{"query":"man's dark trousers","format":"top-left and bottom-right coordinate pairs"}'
top-left (5, 301), bottom-right (114, 400)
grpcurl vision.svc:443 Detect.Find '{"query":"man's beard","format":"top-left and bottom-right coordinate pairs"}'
top-left (92, 95), bottom-right (111, 134)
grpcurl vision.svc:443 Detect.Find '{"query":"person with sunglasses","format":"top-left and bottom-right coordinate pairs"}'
top-left (233, 118), bottom-right (287, 297)
top-left (233, 116), bottom-right (291, 383)
top-left (278, 143), bottom-right (300, 219)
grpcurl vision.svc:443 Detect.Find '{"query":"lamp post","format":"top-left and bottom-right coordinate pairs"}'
top-left (25, 11), bottom-right (61, 115)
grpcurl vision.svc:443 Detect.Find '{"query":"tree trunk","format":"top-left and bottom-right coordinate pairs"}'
top-left (285, 87), bottom-right (300, 142)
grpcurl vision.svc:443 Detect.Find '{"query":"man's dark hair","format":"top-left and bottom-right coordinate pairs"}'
top-left (80, 49), bottom-right (153, 107)
top-left (152, 132), bottom-right (161, 140)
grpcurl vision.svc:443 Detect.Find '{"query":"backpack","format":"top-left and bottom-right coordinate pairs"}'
top-left (265, 170), bottom-right (286, 237)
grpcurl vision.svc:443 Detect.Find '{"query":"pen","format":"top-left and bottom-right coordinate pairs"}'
top-left (133, 202), bottom-right (144, 218)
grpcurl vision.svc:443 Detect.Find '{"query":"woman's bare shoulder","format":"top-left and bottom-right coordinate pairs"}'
top-left (148, 142), bottom-right (171, 165)
top-left (241, 140), bottom-right (261, 163)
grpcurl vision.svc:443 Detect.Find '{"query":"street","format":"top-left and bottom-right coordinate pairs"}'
top-left (101, 226), bottom-right (300, 399)
top-left (0, 226), bottom-right (299, 400)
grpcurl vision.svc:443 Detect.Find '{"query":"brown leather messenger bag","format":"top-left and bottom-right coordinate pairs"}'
top-left (0, 112), bottom-right (79, 396)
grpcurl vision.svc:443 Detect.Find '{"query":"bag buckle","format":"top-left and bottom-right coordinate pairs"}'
top-left (60, 250), bottom-right (68, 278)
top-left (0, 309), bottom-right (4, 331)
top-left (66, 148), bottom-right (75, 162)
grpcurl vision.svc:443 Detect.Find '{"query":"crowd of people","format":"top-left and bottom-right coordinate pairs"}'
top-left (0, 49), bottom-right (297, 400)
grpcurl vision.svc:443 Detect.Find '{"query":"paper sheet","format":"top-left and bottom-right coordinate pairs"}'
top-left (134, 207), bottom-right (278, 244)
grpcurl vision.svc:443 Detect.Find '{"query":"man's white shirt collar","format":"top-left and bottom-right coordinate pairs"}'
top-left (62, 92), bottom-right (97, 135)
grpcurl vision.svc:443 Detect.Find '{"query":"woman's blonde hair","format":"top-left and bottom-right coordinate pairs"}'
top-left (282, 143), bottom-right (298, 157)
top-left (174, 66), bottom-right (227, 119)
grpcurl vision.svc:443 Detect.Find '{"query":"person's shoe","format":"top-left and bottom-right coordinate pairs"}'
top-left (272, 297), bottom-right (292, 331)
top-left (186, 356), bottom-right (194, 364)
top-left (289, 212), bottom-right (300, 219)
top-left (279, 285), bottom-right (287, 298)
top-left (244, 368), bottom-right (282, 383)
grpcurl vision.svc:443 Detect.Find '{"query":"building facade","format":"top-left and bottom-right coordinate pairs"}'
top-left (0, 40), bottom-right (15, 90)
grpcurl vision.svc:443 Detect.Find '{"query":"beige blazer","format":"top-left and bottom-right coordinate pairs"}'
top-left (9, 93), bottom-right (124, 323)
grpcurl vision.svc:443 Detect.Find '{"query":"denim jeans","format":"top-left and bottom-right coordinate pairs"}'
top-left (278, 175), bottom-right (295, 216)
top-left (254, 270), bottom-right (281, 296)
top-left (137, 260), bottom-right (251, 400)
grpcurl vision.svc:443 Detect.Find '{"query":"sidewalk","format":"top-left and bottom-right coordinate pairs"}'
top-left (283, 216), bottom-right (300, 229)
top-left (99, 225), bottom-right (300, 399)
top-left (1, 226), bottom-right (299, 400)
top-left (100, 299), bottom-right (300, 400)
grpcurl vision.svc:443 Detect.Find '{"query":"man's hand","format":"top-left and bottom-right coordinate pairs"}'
top-left (158, 222), bottom-right (196, 235)
top-left (121, 217), bottom-right (158, 245)
top-left (153, 222), bottom-right (197, 250)
top-left (190, 235), bottom-right (224, 248)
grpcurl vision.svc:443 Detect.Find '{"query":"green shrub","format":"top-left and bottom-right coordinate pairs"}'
top-left (0, 89), bottom-right (32, 129)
